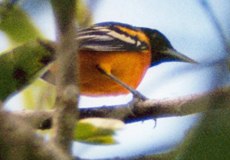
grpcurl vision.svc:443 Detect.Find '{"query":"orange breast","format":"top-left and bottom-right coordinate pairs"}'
top-left (79, 50), bottom-right (151, 96)
top-left (49, 50), bottom-right (151, 96)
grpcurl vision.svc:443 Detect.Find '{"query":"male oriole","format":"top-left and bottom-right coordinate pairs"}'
top-left (46, 22), bottom-right (196, 98)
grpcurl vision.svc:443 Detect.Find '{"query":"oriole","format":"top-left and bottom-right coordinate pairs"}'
top-left (46, 22), bottom-right (196, 98)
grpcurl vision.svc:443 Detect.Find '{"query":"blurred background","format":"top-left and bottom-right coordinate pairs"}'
top-left (1, 0), bottom-right (230, 159)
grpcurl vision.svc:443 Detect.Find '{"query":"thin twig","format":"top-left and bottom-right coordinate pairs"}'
top-left (199, 0), bottom-right (230, 54)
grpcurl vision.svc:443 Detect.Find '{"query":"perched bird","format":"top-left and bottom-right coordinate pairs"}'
top-left (46, 22), bottom-right (196, 99)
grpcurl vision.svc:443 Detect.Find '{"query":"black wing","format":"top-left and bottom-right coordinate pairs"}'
top-left (76, 22), bottom-right (149, 52)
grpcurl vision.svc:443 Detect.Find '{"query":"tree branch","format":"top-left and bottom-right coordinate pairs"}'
top-left (50, 0), bottom-right (79, 153)
top-left (78, 86), bottom-right (230, 123)
top-left (11, 86), bottom-right (230, 130)
top-left (0, 110), bottom-right (73, 160)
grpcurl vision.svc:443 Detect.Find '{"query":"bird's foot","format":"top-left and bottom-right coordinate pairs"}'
top-left (126, 92), bottom-right (148, 117)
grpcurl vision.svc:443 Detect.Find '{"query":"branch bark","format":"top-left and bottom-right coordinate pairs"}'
top-left (11, 86), bottom-right (230, 130)
top-left (0, 110), bottom-right (72, 160)
top-left (50, 0), bottom-right (79, 153)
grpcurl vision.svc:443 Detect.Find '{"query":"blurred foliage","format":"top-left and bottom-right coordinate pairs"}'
top-left (75, 0), bottom-right (93, 27)
top-left (75, 118), bottom-right (124, 144)
top-left (75, 122), bottom-right (115, 144)
top-left (0, 0), bottom-right (93, 108)
top-left (22, 79), bottom-right (56, 110)
top-left (0, 1), bottom-right (53, 106)
top-left (178, 108), bottom-right (230, 160)
top-left (0, 39), bottom-right (55, 100)
top-left (0, 3), bottom-right (43, 45)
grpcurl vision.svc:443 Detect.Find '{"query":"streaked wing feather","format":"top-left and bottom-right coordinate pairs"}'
top-left (76, 23), bottom-right (149, 52)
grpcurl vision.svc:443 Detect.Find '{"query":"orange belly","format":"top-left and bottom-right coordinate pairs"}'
top-left (49, 50), bottom-right (151, 96)
top-left (79, 50), bottom-right (151, 96)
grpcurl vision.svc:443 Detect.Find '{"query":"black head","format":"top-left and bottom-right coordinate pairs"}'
top-left (140, 28), bottom-right (196, 67)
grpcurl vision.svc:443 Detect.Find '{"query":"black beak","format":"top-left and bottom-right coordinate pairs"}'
top-left (160, 48), bottom-right (197, 64)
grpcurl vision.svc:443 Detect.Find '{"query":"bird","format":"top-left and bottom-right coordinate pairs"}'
top-left (45, 22), bottom-right (196, 99)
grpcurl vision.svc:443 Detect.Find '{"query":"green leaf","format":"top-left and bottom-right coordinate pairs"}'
top-left (0, 4), bottom-right (43, 44)
top-left (0, 39), bottom-right (55, 100)
top-left (75, 118), bottom-right (124, 144)
top-left (22, 79), bottom-right (56, 110)
top-left (75, 0), bottom-right (93, 27)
